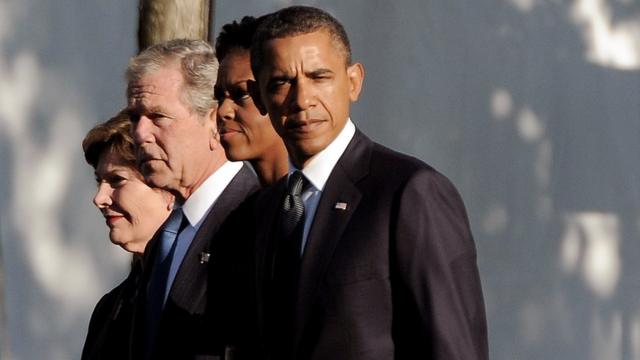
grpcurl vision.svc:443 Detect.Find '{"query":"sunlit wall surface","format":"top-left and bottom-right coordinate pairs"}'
top-left (1, 0), bottom-right (639, 359)
top-left (0, 1), bottom-right (137, 359)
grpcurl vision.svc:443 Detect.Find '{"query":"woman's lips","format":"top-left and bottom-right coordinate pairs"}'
top-left (105, 215), bottom-right (124, 226)
top-left (220, 127), bottom-right (243, 140)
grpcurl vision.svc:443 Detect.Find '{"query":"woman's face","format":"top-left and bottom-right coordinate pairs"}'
top-left (92, 149), bottom-right (172, 254)
top-left (215, 49), bottom-right (283, 161)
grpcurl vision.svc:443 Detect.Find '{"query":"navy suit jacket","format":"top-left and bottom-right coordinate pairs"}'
top-left (133, 163), bottom-right (259, 360)
top-left (253, 130), bottom-right (488, 360)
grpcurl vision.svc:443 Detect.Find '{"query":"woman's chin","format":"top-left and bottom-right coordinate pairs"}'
top-left (121, 241), bottom-right (146, 255)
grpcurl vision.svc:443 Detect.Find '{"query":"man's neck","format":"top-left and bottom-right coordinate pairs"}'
top-left (173, 155), bottom-right (228, 203)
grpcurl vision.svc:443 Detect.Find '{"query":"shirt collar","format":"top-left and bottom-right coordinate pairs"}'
top-left (181, 161), bottom-right (243, 227)
top-left (289, 118), bottom-right (355, 191)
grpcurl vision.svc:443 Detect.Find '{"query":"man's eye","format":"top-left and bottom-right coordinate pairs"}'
top-left (267, 80), bottom-right (288, 93)
top-left (312, 72), bottom-right (332, 81)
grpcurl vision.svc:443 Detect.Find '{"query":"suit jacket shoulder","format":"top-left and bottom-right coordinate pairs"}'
top-left (140, 163), bottom-right (260, 359)
top-left (262, 129), bottom-right (487, 360)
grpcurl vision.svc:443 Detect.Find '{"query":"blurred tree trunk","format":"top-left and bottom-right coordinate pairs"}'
top-left (138, 0), bottom-right (216, 51)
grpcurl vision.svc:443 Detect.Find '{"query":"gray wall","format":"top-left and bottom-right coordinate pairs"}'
top-left (0, 0), bottom-right (638, 359)
top-left (0, 1), bottom-right (138, 359)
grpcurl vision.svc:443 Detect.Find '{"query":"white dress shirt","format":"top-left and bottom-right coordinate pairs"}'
top-left (164, 160), bottom-right (243, 301)
top-left (288, 119), bottom-right (355, 255)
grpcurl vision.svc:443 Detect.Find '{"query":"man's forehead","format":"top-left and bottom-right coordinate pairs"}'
top-left (263, 31), bottom-right (343, 68)
top-left (127, 66), bottom-right (184, 98)
top-left (127, 82), bottom-right (155, 97)
top-left (127, 82), bottom-right (165, 105)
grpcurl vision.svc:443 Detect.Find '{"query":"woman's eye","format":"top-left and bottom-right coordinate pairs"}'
top-left (110, 176), bottom-right (127, 187)
top-left (214, 89), bottom-right (224, 103)
top-left (235, 93), bottom-right (252, 103)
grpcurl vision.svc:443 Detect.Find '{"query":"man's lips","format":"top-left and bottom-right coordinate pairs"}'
top-left (285, 119), bottom-right (324, 134)
top-left (138, 153), bottom-right (162, 165)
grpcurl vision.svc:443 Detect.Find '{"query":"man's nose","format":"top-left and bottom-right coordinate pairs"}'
top-left (290, 79), bottom-right (314, 112)
top-left (132, 115), bottom-right (154, 144)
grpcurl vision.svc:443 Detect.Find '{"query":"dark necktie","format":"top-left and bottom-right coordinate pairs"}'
top-left (268, 171), bottom-right (308, 358)
top-left (281, 170), bottom-right (307, 254)
top-left (144, 208), bottom-right (186, 357)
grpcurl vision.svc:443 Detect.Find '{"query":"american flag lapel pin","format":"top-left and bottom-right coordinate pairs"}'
top-left (200, 252), bottom-right (211, 264)
top-left (334, 202), bottom-right (348, 211)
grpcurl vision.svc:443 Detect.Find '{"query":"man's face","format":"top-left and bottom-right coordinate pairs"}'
top-left (257, 30), bottom-right (364, 167)
top-left (127, 64), bottom-right (216, 193)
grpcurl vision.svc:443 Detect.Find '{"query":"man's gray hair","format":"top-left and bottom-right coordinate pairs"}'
top-left (126, 39), bottom-right (218, 117)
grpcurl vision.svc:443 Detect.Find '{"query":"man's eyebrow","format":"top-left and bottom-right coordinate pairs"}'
top-left (128, 104), bottom-right (166, 114)
top-left (147, 105), bottom-right (167, 113)
top-left (268, 73), bottom-right (293, 81)
top-left (307, 68), bottom-right (333, 77)
top-left (265, 75), bottom-right (293, 87)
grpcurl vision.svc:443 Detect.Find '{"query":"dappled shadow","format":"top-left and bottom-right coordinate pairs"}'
top-left (300, 0), bottom-right (640, 359)
top-left (0, 0), bottom-right (638, 359)
top-left (0, 0), bottom-right (137, 358)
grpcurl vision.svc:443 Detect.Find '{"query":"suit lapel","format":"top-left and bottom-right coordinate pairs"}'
top-left (293, 130), bottom-right (372, 354)
top-left (168, 164), bottom-right (259, 313)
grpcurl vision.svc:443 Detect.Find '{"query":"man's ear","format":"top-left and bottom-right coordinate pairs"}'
top-left (248, 79), bottom-right (268, 115)
top-left (205, 106), bottom-right (220, 151)
top-left (347, 62), bottom-right (365, 102)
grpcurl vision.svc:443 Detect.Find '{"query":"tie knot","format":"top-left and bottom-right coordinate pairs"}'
top-left (164, 208), bottom-right (185, 235)
top-left (286, 171), bottom-right (307, 197)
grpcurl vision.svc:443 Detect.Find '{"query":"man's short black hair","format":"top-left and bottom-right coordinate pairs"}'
top-left (215, 15), bottom-right (265, 62)
top-left (250, 6), bottom-right (352, 77)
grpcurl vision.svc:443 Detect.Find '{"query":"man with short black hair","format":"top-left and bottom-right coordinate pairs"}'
top-left (250, 6), bottom-right (488, 360)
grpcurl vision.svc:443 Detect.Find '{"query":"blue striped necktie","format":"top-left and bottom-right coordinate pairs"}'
top-left (145, 208), bottom-right (185, 356)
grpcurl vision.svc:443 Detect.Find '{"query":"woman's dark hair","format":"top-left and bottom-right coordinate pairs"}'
top-left (82, 109), bottom-right (137, 169)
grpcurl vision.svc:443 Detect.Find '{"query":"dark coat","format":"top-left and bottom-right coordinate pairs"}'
top-left (254, 130), bottom-right (489, 360)
top-left (82, 260), bottom-right (141, 360)
top-left (133, 163), bottom-right (259, 360)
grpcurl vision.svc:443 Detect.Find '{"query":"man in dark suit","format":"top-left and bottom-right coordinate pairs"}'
top-left (249, 6), bottom-right (488, 359)
top-left (126, 39), bottom-right (259, 359)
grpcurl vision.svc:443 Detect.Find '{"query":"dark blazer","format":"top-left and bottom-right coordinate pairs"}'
top-left (254, 130), bottom-right (488, 360)
top-left (134, 163), bottom-right (259, 360)
top-left (82, 260), bottom-right (141, 360)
